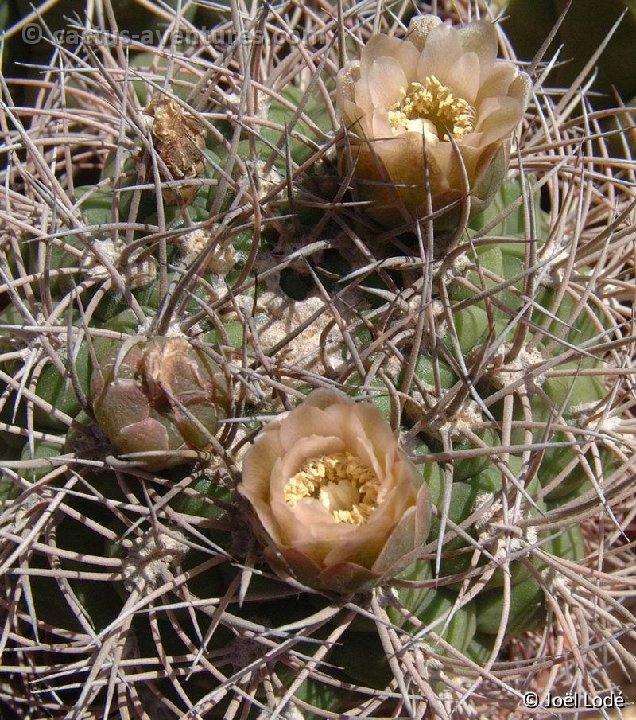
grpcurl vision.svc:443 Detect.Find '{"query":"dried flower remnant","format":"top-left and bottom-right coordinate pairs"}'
top-left (91, 336), bottom-right (229, 469)
top-left (238, 390), bottom-right (431, 593)
top-left (146, 97), bottom-right (206, 202)
top-left (336, 14), bottom-right (531, 231)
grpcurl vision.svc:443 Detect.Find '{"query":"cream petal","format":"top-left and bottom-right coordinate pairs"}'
top-left (457, 20), bottom-right (499, 70)
top-left (477, 62), bottom-right (517, 102)
top-left (336, 62), bottom-right (359, 104)
top-left (416, 24), bottom-right (463, 85)
top-left (367, 57), bottom-right (408, 109)
top-left (407, 14), bottom-right (444, 52)
top-left (509, 70), bottom-right (533, 109)
top-left (361, 34), bottom-right (417, 77)
top-left (444, 51), bottom-right (481, 105)
top-left (476, 96), bottom-right (524, 145)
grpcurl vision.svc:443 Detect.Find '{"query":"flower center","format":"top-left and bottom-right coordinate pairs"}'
top-left (388, 76), bottom-right (476, 140)
top-left (284, 452), bottom-right (379, 526)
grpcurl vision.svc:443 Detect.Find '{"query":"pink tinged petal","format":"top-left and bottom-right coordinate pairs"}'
top-left (371, 107), bottom-right (396, 140)
top-left (304, 387), bottom-right (352, 410)
top-left (342, 98), bottom-right (371, 137)
top-left (351, 403), bottom-right (399, 463)
top-left (371, 509), bottom-right (420, 578)
top-left (239, 424), bottom-right (284, 502)
top-left (278, 546), bottom-right (330, 589)
top-left (353, 79), bottom-right (372, 118)
top-left (351, 435), bottom-right (387, 485)
top-left (456, 20), bottom-right (499, 69)
top-left (426, 142), bottom-right (454, 188)
top-left (476, 96), bottom-right (524, 145)
top-left (287, 499), bottom-right (353, 544)
top-left (277, 404), bottom-right (348, 452)
top-left (367, 57), bottom-right (408, 108)
top-left (323, 515), bottom-right (394, 568)
top-left (395, 41), bottom-right (420, 82)
top-left (328, 403), bottom-right (370, 450)
top-left (371, 482), bottom-right (431, 577)
top-left (245, 493), bottom-right (284, 546)
top-left (268, 435), bottom-right (347, 542)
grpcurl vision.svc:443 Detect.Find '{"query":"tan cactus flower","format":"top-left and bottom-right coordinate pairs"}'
top-left (336, 14), bottom-right (531, 231)
top-left (238, 389), bottom-right (431, 594)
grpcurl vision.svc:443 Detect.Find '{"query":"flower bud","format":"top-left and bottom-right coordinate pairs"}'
top-left (90, 336), bottom-right (228, 469)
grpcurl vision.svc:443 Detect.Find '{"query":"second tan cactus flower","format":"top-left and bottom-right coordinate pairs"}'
top-left (238, 390), bottom-right (431, 594)
top-left (336, 14), bottom-right (531, 231)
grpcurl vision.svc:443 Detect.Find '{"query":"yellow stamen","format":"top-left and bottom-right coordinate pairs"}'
top-left (284, 452), bottom-right (379, 526)
top-left (388, 76), bottom-right (476, 140)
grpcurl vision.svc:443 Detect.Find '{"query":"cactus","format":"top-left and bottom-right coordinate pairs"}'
top-left (1, 1), bottom-right (635, 718)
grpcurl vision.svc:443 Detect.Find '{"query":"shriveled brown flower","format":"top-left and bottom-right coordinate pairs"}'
top-left (146, 97), bottom-right (206, 203)
top-left (238, 389), bottom-right (431, 594)
top-left (336, 14), bottom-right (531, 231)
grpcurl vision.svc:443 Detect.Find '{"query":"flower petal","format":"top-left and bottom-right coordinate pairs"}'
top-left (416, 23), bottom-right (462, 86)
top-left (444, 51), bottom-right (482, 105)
top-left (366, 57), bottom-right (408, 109)
top-left (477, 62), bottom-right (517, 102)
top-left (457, 19), bottom-right (499, 70)
top-left (476, 95), bottom-right (524, 145)
top-left (240, 423), bottom-right (284, 501)
top-left (407, 14), bottom-right (444, 52)
top-left (361, 34), bottom-right (419, 81)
